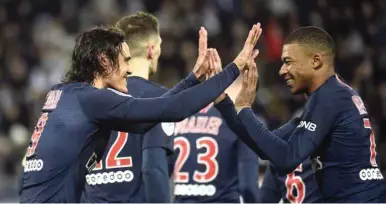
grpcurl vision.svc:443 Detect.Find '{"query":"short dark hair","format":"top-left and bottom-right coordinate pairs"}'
top-left (63, 26), bottom-right (125, 83)
top-left (115, 12), bottom-right (159, 57)
top-left (284, 26), bottom-right (336, 57)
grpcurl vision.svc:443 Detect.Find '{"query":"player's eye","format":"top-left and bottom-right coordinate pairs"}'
top-left (285, 61), bottom-right (292, 65)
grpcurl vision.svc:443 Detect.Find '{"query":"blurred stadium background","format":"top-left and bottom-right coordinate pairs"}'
top-left (1, 0), bottom-right (386, 201)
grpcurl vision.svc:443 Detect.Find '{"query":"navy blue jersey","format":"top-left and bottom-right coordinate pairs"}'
top-left (19, 63), bottom-right (240, 203)
top-left (231, 75), bottom-right (386, 202)
top-left (170, 104), bottom-right (258, 203)
top-left (81, 77), bottom-right (171, 203)
top-left (260, 160), bottom-right (324, 203)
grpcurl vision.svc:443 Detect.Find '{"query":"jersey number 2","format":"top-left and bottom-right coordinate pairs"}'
top-left (94, 131), bottom-right (132, 170)
top-left (285, 164), bottom-right (305, 204)
top-left (174, 136), bottom-right (219, 183)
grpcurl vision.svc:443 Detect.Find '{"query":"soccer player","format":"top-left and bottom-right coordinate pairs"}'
top-left (19, 22), bottom-right (262, 202)
top-left (216, 26), bottom-right (386, 202)
top-left (169, 49), bottom-right (260, 203)
top-left (258, 117), bottom-right (324, 203)
top-left (81, 12), bottom-right (173, 203)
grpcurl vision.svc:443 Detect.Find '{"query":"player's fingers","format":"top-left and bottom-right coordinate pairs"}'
top-left (208, 49), bottom-right (215, 70)
top-left (198, 27), bottom-right (207, 56)
top-left (213, 49), bottom-right (222, 72)
top-left (242, 70), bottom-right (249, 88)
top-left (255, 28), bottom-right (263, 44)
top-left (248, 62), bottom-right (256, 88)
top-left (244, 24), bottom-right (257, 49)
top-left (252, 26), bottom-right (262, 46)
top-left (252, 62), bottom-right (258, 88)
top-left (252, 49), bottom-right (260, 60)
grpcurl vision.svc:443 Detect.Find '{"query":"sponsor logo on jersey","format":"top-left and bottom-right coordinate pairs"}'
top-left (86, 170), bottom-right (134, 185)
top-left (297, 121), bottom-right (317, 132)
top-left (359, 168), bottom-right (384, 181)
top-left (174, 184), bottom-right (216, 196)
top-left (24, 159), bottom-right (44, 172)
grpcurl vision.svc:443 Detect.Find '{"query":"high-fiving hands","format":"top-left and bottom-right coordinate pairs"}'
top-left (234, 50), bottom-right (260, 112)
top-left (233, 23), bottom-right (262, 71)
top-left (192, 27), bottom-right (210, 81)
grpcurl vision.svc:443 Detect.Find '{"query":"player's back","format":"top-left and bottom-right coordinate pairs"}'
top-left (308, 75), bottom-right (386, 202)
top-left (81, 77), bottom-right (169, 202)
top-left (261, 159), bottom-right (324, 203)
top-left (171, 105), bottom-right (245, 203)
top-left (20, 82), bottom-right (110, 203)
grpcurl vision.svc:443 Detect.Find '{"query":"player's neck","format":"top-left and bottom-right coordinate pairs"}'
top-left (129, 58), bottom-right (151, 80)
top-left (308, 68), bottom-right (335, 95)
top-left (225, 75), bottom-right (243, 102)
top-left (92, 77), bottom-right (105, 89)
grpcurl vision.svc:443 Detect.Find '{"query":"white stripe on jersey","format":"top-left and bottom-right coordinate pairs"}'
top-left (239, 195), bottom-right (244, 204)
top-left (107, 88), bottom-right (132, 97)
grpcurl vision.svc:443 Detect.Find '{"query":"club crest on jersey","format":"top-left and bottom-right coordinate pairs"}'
top-left (86, 152), bottom-right (99, 172)
top-left (310, 156), bottom-right (323, 172)
top-left (352, 96), bottom-right (368, 115)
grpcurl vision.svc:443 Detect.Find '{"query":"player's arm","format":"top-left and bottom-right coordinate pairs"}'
top-left (237, 140), bottom-right (259, 203)
top-left (215, 95), bottom-right (298, 159)
top-left (80, 63), bottom-right (240, 133)
top-left (141, 124), bottom-right (173, 203)
top-left (236, 101), bottom-right (336, 173)
top-left (258, 165), bottom-right (282, 203)
top-left (162, 72), bottom-right (200, 97)
top-left (142, 148), bottom-right (171, 202)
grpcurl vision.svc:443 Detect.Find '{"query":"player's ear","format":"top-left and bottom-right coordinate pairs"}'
top-left (312, 53), bottom-right (323, 70)
top-left (147, 45), bottom-right (154, 60)
top-left (97, 53), bottom-right (112, 71)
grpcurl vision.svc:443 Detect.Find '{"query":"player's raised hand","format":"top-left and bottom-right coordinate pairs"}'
top-left (233, 23), bottom-right (262, 71)
top-left (192, 27), bottom-right (210, 81)
top-left (207, 48), bottom-right (222, 78)
top-left (206, 48), bottom-right (227, 104)
top-left (234, 58), bottom-right (258, 111)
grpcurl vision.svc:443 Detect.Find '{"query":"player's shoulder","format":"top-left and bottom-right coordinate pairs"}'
top-left (310, 75), bottom-right (357, 108)
top-left (127, 76), bottom-right (168, 98)
top-left (50, 82), bottom-right (91, 92)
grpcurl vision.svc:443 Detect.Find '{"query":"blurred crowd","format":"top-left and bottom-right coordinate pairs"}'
top-left (0, 0), bottom-right (385, 200)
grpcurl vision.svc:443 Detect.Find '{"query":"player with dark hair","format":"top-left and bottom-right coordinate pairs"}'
top-left (81, 12), bottom-right (172, 203)
top-left (19, 22), bottom-right (262, 203)
top-left (258, 122), bottom-right (324, 203)
top-left (216, 26), bottom-right (386, 202)
top-left (169, 49), bottom-right (260, 203)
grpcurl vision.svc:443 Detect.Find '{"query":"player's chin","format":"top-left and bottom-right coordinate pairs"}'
top-left (113, 81), bottom-right (128, 94)
top-left (289, 86), bottom-right (300, 95)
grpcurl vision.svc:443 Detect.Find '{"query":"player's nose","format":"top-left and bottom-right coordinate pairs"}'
top-left (279, 64), bottom-right (287, 77)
